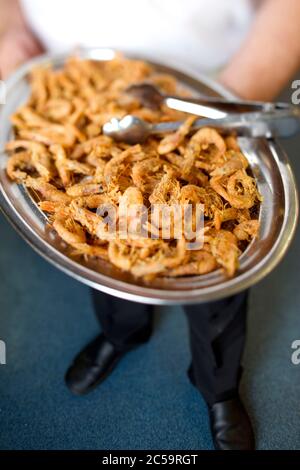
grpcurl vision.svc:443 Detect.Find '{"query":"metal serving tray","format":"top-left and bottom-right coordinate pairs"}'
top-left (0, 48), bottom-right (298, 304)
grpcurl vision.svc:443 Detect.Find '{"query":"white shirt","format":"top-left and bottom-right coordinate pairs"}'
top-left (20, 0), bottom-right (255, 72)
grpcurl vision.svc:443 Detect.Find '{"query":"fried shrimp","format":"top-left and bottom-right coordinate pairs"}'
top-left (165, 249), bottom-right (217, 276)
top-left (233, 220), bottom-right (260, 241)
top-left (210, 151), bottom-right (249, 177)
top-left (66, 182), bottom-right (104, 197)
top-left (132, 157), bottom-right (165, 193)
top-left (127, 239), bottom-right (186, 278)
top-left (6, 151), bottom-right (33, 182)
top-left (158, 116), bottom-right (196, 154)
top-left (72, 243), bottom-right (108, 259)
top-left (190, 127), bottom-right (226, 157)
top-left (210, 169), bottom-right (260, 210)
top-left (53, 216), bottom-right (87, 245)
top-left (149, 173), bottom-right (180, 205)
top-left (226, 170), bottom-right (260, 209)
top-left (6, 56), bottom-right (261, 279)
top-left (25, 176), bottom-right (71, 203)
top-left (180, 185), bottom-right (223, 219)
top-left (50, 144), bottom-right (71, 187)
top-left (210, 230), bottom-right (240, 277)
top-left (68, 200), bottom-right (102, 237)
top-left (104, 144), bottom-right (145, 191)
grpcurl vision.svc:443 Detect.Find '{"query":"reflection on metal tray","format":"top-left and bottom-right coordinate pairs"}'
top-left (0, 48), bottom-right (298, 304)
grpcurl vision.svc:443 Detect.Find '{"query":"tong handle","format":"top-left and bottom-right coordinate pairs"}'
top-left (165, 95), bottom-right (290, 120)
top-left (152, 107), bottom-right (300, 139)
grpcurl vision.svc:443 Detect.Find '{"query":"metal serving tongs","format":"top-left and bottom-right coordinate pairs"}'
top-left (103, 107), bottom-right (300, 144)
top-left (103, 83), bottom-right (300, 143)
top-left (125, 83), bottom-right (289, 118)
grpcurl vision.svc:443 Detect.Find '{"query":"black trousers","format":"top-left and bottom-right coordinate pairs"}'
top-left (91, 290), bottom-right (248, 406)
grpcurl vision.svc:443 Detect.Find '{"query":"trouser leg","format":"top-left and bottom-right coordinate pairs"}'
top-left (91, 289), bottom-right (153, 350)
top-left (184, 290), bottom-right (248, 406)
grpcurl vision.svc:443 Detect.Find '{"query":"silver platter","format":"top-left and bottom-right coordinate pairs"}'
top-left (0, 48), bottom-right (298, 304)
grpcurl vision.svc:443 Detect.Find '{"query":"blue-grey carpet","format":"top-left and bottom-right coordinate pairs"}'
top-left (0, 131), bottom-right (299, 449)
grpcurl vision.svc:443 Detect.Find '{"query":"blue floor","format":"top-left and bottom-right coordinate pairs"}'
top-left (0, 134), bottom-right (300, 450)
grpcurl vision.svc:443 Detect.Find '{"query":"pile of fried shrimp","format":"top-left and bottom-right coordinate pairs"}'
top-left (5, 56), bottom-right (262, 280)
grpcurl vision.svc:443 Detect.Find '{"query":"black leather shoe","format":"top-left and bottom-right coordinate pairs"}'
top-left (209, 397), bottom-right (255, 450)
top-left (65, 334), bottom-right (126, 395)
